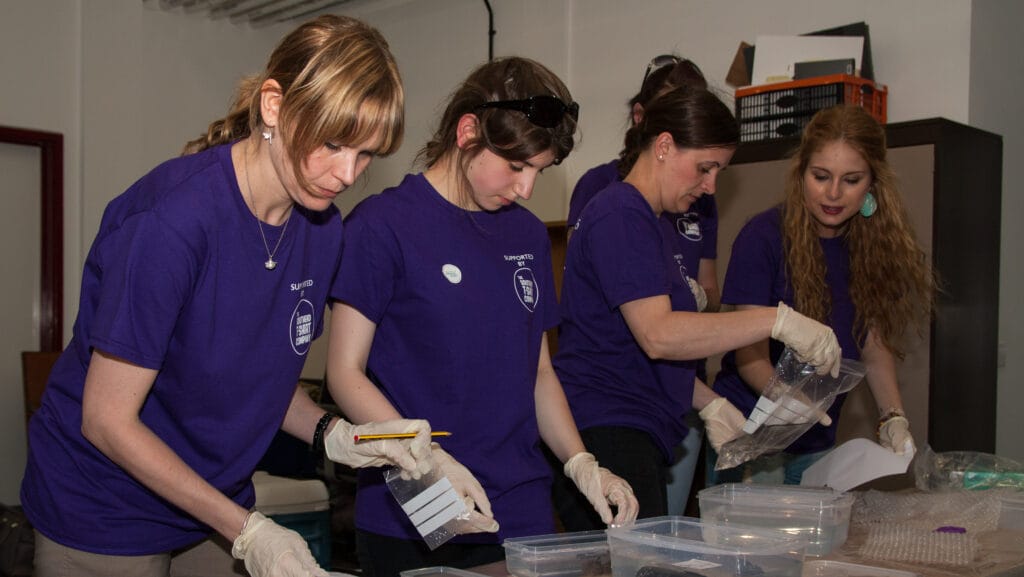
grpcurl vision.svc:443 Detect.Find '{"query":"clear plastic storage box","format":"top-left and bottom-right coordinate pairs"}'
top-left (605, 516), bottom-right (806, 577)
top-left (503, 530), bottom-right (610, 577)
top-left (698, 483), bottom-right (854, 557)
top-left (998, 491), bottom-right (1024, 530)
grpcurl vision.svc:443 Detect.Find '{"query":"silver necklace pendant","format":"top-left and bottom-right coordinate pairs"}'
top-left (264, 258), bottom-right (277, 270)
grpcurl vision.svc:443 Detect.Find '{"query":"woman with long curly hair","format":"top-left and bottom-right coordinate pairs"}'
top-left (708, 104), bottom-right (936, 485)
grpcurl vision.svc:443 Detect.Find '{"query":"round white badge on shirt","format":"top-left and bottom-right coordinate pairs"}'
top-left (442, 264), bottom-right (462, 284)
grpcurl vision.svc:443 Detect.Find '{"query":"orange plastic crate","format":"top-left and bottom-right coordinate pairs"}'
top-left (735, 74), bottom-right (887, 142)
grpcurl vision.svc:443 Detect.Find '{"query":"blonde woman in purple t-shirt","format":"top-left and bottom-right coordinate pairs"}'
top-left (21, 16), bottom-right (437, 577)
top-left (709, 105), bottom-right (937, 485)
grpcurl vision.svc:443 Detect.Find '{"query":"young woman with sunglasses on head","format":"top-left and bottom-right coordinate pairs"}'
top-left (707, 105), bottom-right (936, 486)
top-left (21, 15), bottom-right (437, 577)
top-left (327, 56), bottom-right (638, 577)
top-left (562, 54), bottom-right (727, 518)
top-left (550, 84), bottom-right (844, 529)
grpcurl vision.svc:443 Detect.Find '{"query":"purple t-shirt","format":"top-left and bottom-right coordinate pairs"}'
top-left (21, 143), bottom-right (341, 554)
top-left (567, 159), bottom-right (718, 272)
top-left (713, 206), bottom-right (859, 454)
top-left (331, 173), bottom-right (559, 542)
top-left (554, 181), bottom-right (698, 462)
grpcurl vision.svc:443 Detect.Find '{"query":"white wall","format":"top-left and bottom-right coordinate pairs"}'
top-left (0, 0), bottom-right (291, 504)
top-left (0, 0), bottom-right (1019, 503)
top-left (341, 0), bottom-right (1021, 462)
top-left (969, 0), bottom-right (1024, 461)
top-left (1, 0), bottom-right (82, 506)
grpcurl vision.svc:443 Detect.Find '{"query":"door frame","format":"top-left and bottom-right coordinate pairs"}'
top-left (0, 126), bottom-right (63, 352)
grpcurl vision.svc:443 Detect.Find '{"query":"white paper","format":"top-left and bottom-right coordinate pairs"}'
top-left (751, 35), bottom-right (864, 85)
top-left (743, 394), bottom-right (817, 434)
top-left (801, 437), bottom-right (915, 492)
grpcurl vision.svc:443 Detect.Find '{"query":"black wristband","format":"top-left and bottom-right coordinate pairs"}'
top-left (312, 412), bottom-right (338, 460)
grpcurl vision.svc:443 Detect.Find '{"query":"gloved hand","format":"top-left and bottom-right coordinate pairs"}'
top-left (232, 511), bottom-right (328, 577)
top-left (430, 444), bottom-right (499, 534)
top-left (698, 397), bottom-right (747, 452)
top-left (563, 452), bottom-right (639, 526)
top-left (686, 277), bottom-right (708, 312)
top-left (325, 418), bottom-right (433, 478)
top-left (878, 414), bottom-right (915, 455)
top-left (770, 302), bottom-right (842, 377)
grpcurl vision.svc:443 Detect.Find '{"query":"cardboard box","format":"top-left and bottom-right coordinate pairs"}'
top-left (726, 21), bottom-right (873, 88)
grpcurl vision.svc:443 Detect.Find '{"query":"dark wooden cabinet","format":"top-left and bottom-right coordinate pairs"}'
top-left (712, 118), bottom-right (1002, 455)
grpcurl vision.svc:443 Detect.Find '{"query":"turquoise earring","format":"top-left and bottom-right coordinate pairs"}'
top-left (860, 191), bottom-right (877, 218)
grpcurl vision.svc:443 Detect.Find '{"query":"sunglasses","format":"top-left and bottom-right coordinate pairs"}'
top-left (476, 95), bottom-right (580, 128)
top-left (640, 54), bottom-right (682, 91)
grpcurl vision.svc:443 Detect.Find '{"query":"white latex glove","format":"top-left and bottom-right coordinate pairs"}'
top-left (771, 302), bottom-right (842, 377)
top-left (878, 415), bottom-right (915, 455)
top-left (563, 452), bottom-right (639, 526)
top-left (430, 444), bottom-right (499, 534)
top-left (325, 418), bottom-right (433, 478)
top-left (232, 511), bottom-right (328, 577)
top-left (698, 397), bottom-right (747, 452)
top-left (686, 277), bottom-right (708, 312)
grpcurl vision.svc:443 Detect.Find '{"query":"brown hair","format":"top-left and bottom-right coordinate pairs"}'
top-left (182, 15), bottom-right (404, 190)
top-left (417, 56), bottom-right (577, 207)
top-left (618, 85), bottom-right (738, 178)
top-left (782, 105), bottom-right (937, 358)
top-left (629, 55), bottom-right (708, 110)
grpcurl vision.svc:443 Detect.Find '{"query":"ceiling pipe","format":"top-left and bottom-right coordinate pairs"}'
top-left (482, 0), bottom-right (494, 61)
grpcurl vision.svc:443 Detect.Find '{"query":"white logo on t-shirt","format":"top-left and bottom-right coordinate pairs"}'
top-left (513, 267), bottom-right (538, 312)
top-left (290, 299), bottom-right (316, 355)
top-left (442, 264), bottom-right (462, 284)
top-left (675, 213), bottom-right (702, 242)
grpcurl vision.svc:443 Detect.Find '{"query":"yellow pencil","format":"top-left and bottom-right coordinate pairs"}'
top-left (353, 431), bottom-right (452, 442)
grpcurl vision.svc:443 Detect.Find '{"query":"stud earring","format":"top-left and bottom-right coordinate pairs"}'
top-left (860, 191), bottom-right (877, 218)
top-left (262, 130), bottom-right (272, 145)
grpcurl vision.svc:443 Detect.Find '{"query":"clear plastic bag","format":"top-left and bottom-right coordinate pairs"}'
top-left (384, 463), bottom-right (468, 550)
top-left (913, 444), bottom-right (1024, 491)
top-left (715, 347), bottom-right (866, 470)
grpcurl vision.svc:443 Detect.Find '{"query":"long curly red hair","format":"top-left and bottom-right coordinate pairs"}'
top-left (781, 106), bottom-right (937, 358)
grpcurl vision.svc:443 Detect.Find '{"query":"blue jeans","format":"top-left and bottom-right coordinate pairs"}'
top-left (666, 420), bottom-right (703, 514)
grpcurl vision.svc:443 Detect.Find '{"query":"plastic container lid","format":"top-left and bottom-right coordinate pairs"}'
top-left (698, 483), bottom-right (854, 510)
top-left (606, 515), bottom-right (806, 555)
top-left (802, 560), bottom-right (921, 576)
top-left (399, 567), bottom-right (492, 577)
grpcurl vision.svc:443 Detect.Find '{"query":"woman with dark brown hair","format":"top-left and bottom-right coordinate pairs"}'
top-left (328, 56), bottom-right (637, 577)
top-left (552, 84), bottom-right (843, 529)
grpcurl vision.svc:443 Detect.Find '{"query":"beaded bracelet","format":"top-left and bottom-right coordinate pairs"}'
top-left (876, 407), bottom-right (906, 439)
top-left (312, 412), bottom-right (338, 460)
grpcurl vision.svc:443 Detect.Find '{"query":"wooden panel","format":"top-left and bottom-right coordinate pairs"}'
top-left (546, 220), bottom-right (568, 356)
top-left (21, 350), bottom-right (61, 431)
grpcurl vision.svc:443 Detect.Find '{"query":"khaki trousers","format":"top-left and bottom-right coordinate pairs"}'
top-left (33, 530), bottom-right (249, 577)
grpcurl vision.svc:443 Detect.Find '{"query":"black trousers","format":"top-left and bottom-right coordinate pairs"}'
top-left (550, 426), bottom-right (668, 531)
